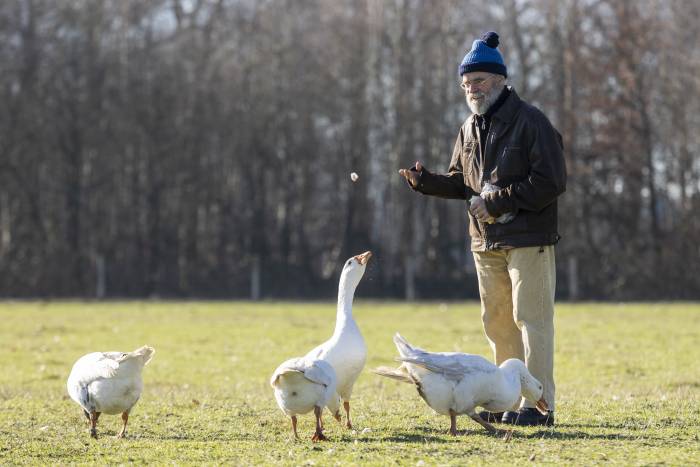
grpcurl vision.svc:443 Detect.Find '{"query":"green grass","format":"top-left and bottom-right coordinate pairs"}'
top-left (0, 301), bottom-right (698, 465)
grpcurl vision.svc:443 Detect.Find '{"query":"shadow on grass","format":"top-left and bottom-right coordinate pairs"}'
top-left (372, 424), bottom-right (502, 443)
top-left (517, 428), bottom-right (658, 441)
top-left (95, 421), bottom-right (667, 444)
top-left (556, 421), bottom-right (686, 430)
top-left (376, 433), bottom-right (452, 443)
top-left (371, 428), bottom-right (652, 443)
top-left (114, 429), bottom-right (272, 442)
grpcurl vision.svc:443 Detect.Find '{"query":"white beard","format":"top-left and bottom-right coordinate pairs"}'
top-left (467, 85), bottom-right (503, 115)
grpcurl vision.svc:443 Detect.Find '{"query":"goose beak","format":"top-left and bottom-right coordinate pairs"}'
top-left (536, 396), bottom-right (549, 415)
top-left (355, 251), bottom-right (372, 265)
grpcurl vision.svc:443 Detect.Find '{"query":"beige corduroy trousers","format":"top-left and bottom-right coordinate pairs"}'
top-left (473, 245), bottom-right (556, 410)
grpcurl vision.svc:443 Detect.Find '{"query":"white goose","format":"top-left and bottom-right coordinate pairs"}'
top-left (270, 357), bottom-right (340, 441)
top-left (67, 345), bottom-right (155, 439)
top-left (374, 334), bottom-right (547, 434)
top-left (304, 250), bottom-right (372, 429)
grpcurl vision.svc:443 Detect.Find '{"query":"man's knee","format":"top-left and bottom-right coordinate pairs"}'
top-left (482, 309), bottom-right (521, 340)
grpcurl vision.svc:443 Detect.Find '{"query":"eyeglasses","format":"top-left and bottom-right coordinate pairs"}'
top-left (460, 75), bottom-right (498, 91)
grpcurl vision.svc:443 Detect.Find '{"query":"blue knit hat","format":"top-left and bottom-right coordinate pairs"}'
top-left (459, 31), bottom-right (507, 77)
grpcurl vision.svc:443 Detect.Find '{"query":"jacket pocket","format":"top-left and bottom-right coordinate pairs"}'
top-left (496, 146), bottom-right (526, 178)
top-left (487, 209), bottom-right (529, 236)
top-left (462, 140), bottom-right (477, 176)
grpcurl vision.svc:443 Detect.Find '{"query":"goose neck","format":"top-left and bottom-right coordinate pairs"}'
top-left (337, 275), bottom-right (357, 305)
top-left (336, 294), bottom-right (354, 318)
top-left (500, 359), bottom-right (526, 387)
top-left (335, 285), bottom-right (357, 326)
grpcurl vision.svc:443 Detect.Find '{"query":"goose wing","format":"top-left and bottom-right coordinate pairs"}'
top-left (67, 352), bottom-right (123, 411)
top-left (73, 352), bottom-right (122, 383)
top-left (397, 351), bottom-right (497, 381)
top-left (270, 357), bottom-right (335, 388)
top-left (302, 359), bottom-right (335, 388)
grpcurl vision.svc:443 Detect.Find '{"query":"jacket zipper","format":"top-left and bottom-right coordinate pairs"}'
top-left (481, 121), bottom-right (497, 250)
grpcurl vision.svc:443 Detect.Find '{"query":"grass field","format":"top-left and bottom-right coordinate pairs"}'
top-left (0, 301), bottom-right (698, 465)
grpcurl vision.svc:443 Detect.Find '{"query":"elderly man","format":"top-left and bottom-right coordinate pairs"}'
top-left (399, 31), bottom-right (566, 426)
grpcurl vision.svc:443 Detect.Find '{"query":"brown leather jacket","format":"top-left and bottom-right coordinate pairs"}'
top-left (414, 87), bottom-right (566, 251)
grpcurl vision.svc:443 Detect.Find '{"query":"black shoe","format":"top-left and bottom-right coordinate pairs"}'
top-left (478, 411), bottom-right (504, 423)
top-left (501, 408), bottom-right (554, 426)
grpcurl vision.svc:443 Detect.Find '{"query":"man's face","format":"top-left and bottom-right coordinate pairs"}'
top-left (461, 72), bottom-right (503, 115)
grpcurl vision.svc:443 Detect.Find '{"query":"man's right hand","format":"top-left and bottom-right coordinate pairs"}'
top-left (398, 161), bottom-right (423, 189)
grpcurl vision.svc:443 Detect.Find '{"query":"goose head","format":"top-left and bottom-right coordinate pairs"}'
top-left (328, 392), bottom-right (342, 422)
top-left (502, 359), bottom-right (548, 415)
top-left (118, 345), bottom-right (156, 374)
top-left (135, 345), bottom-right (156, 365)
top-left (520, 371), bottom-right (548, 415)
top-left (339, 251), bottom-right (372, 290)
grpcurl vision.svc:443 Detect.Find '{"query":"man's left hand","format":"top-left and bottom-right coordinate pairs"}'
top-left (470, 197), bottom-right (494, 223)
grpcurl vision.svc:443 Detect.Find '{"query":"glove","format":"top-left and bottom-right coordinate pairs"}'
top-left (481, 183), bottom-right (517, 224)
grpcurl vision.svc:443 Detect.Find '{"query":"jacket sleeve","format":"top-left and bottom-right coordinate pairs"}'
top-left (483, 109), bottom-right (567, 216)
top-left (412, 128), bottom-right (478, 200)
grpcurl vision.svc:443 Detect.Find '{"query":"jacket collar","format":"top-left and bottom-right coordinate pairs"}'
top-left (473, 87), bottom-right (509, 130)
top-left (492, 86), bottom-right (521, 124)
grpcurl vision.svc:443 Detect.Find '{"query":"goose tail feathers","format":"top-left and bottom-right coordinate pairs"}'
top-left (372, 366), bottom-right (413, 384)
top-left (393, 333), bottom-right (416, 358)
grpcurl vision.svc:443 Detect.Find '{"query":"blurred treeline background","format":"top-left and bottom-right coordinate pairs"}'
top-left (1, 0), bottom-right (698, 300)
